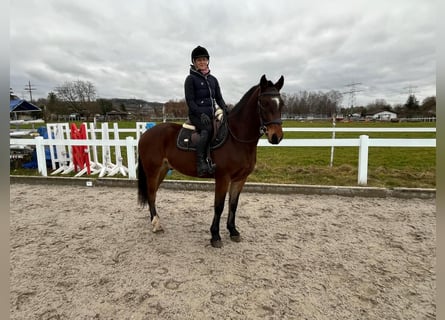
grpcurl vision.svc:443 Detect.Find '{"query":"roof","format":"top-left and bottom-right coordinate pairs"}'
top-left (373, 111), bottom-right (397, 115)
top-left (10, 99), bottom-right (41, 113)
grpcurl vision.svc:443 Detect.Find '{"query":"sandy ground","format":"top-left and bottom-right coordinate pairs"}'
top-left (10, 183), bottom-right (435, 320)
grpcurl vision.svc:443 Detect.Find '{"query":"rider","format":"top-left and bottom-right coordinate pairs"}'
top-left (184, 45), bottom-right (228, 177)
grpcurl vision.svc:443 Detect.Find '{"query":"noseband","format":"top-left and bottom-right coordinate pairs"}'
top-left (257, 91), bottom-right (283, 135)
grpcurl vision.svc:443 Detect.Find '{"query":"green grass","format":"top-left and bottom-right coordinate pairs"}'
top-left (10, 120), bottom-right (436, 188)
top-left (250, 146), bottom-right (435, 188)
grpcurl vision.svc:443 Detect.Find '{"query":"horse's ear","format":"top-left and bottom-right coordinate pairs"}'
top-left (274, 75), bottom-right (284, 91)
top-left (260, 74), bottom-right (268, 89)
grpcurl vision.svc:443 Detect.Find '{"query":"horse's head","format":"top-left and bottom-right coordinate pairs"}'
top-left (258, 74), bottom-right (285, 144)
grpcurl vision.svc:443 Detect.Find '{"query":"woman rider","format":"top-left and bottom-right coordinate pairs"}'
top-left (184, 45), bottom-right (228, 177)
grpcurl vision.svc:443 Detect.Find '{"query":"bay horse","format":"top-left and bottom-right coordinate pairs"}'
top-left (138, 74), bottom-right (284, 248)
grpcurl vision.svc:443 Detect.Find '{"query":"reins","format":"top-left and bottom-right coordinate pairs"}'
top-left (227, 120), bottom-right (262, 144)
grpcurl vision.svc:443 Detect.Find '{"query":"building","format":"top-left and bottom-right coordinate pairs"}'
top-left (372, 111), bottom-right (397, 121)
top-left (10, 97), bottom-right (42, 120)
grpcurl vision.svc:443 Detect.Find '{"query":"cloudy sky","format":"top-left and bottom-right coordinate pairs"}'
top-left (10, 0), bottom-right (436, 107)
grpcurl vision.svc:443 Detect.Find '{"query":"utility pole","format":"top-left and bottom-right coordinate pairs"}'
top-left (24, 80), bottom-right (36, 102)
top-left (342, 82), bottom-right (364, 117)
top-left (403, 84), bottom-right (417, 97)
top-left (162, 104), bottom-right (166, 123)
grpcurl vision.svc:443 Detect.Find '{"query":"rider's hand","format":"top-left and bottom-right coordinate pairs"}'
top-left (215, 108), bottom-right (224, 121)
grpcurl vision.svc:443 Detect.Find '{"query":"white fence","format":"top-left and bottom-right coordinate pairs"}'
top-left (10, 123), bottom-right (436, 186)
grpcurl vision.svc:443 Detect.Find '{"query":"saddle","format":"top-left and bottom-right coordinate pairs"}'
top-left (176, 117), bottom-right (228, 151)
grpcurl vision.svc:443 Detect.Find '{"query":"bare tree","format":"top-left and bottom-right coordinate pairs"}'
top-left (54, 80), bottom-right (96, 115)
top-left (164, 99), bottom-right (187, 118)
top-left (283, 90), bottom-right (343, 118)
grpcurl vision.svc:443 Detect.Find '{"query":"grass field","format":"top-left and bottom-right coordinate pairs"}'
top-left (10, 120), bottom-right (436, 188)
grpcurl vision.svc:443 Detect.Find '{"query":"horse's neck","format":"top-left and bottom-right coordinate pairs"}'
top-left (244, 89), bottom-right (261, 128)
top-left (229, 88), bottom-right (261, 143)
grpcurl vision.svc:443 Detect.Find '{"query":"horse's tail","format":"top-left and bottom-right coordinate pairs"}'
top-left (137, 156), bottom-right (149, 207)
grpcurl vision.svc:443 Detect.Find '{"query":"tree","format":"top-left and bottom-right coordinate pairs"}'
top-left (164, 99), bottom-right (187, 118)
top-left (325, 90), bottom-right (343, 117)
top-left (420, 96), bottom-right (436, 117)
top-left (45, 91), bottom-right (66, 119)
top-left (97, 98), bottom-right (113, 115)
top-left (365, 99), bottom-right (392, 115)
top-left (54, 80), bottom-right (96, 115)
top-left (282, 90), bottom-right (343, 118)
top-left (404, 94), bottom-right (420, 118)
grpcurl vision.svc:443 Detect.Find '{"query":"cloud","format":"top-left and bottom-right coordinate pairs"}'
top-left (10, 0), bottom-right (436, 106)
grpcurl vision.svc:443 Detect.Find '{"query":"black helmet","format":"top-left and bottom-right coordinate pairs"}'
top-left (191, 46), bottom-right (210, 62)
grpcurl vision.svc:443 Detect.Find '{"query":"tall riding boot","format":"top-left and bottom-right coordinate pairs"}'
top-left (206, 144), bottom-right (216, 174)
top-left (196, 130), bottom-right (211, 177)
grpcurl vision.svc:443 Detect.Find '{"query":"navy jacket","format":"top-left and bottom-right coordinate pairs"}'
top-left (184, 67), bottom-right (227, 122)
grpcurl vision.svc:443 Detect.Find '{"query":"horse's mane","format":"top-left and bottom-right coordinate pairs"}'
top-left (230, 79), bottom-right (276, 114)
top-left (230, 84), bottom-right (259, 114)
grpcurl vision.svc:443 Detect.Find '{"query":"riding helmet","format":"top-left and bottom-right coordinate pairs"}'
top-left (191, 46), bottom-right (210, 62)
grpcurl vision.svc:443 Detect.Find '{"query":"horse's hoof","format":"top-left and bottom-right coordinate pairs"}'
top-left (210, 239), bottom-right (223, 248)
top-left (230, 235), bottom-right (241, 242)
top-left (151, 216), bottom-right (163, 233)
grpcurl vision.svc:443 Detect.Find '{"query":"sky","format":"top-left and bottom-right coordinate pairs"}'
top-left (10, 0), bottom-right (436, 108)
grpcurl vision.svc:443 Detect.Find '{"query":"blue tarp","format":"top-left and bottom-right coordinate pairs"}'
top-left (10, 99), bottom-right (41, 112)
top-left (22, 126), bottom-right (52, 169)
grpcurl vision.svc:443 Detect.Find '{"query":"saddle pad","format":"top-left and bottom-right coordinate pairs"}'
top-left (176, 119), bottom-right (228, 151)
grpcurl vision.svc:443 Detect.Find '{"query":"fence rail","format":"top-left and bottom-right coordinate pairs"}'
top-left (282, 127), bottom-right (436, 132)
top-left (10, 123), bottom-right (436, 186)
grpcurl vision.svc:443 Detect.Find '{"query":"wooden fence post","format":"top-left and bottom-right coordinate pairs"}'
top-left (358, 135), bottom-right (369, 185)
top-left (126, 136), bottom-right (136, 179)
top-left (34, 136), bottom-right (47, 176)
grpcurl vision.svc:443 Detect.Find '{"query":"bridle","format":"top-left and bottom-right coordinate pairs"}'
top-left (228, 89), bottom-right (283, 144)
top-left (257, 91), bottom-right (283, 135)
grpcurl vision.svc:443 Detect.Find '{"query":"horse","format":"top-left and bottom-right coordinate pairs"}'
top-left (137, 74), bottom-right (285, 248)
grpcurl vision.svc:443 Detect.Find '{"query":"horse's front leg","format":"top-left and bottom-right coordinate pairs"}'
top-left (210, 178), bottom-right (230, 248)
top-left (227, 179), bottom-right (246, 242)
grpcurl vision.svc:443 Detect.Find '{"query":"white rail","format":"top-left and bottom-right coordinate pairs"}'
top-left (10, 123), bottom-right (436, 185)
top-left (10, 136), bottom-right (435, 186)
top-left (257, 136), bottom-right (435, 185)
top-left (282, 127), bottom-right (436, 132)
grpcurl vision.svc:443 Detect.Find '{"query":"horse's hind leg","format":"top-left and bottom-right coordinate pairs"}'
top-left (147, 181), bottom-right (163, 233)
top-left (147, 162), bottom-right (170, 233)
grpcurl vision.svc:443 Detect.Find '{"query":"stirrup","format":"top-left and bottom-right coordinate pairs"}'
top-left (197, 159), bottom-right (208, 177)
top-left (197, 168), bottom-right (207, 177)
top-left (206, 159), bottom-right (216, 174)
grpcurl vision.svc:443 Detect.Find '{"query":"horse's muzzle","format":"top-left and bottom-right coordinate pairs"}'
top-left (264, 124), bottom-right (283, 145)
top-left (270, 133), bottom-right (282, 144)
